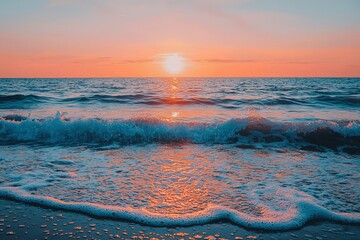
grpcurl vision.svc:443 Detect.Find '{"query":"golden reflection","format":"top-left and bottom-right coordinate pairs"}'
top-left (167, 77), bottom-right (181, 120)
top-left (168, 77), bottom-right (179, 95)
top-left (160, 77), bottom-right (225, 122)
top-left (78, 145), bottom-right (308, 217)
top-left (102, 146), bottom-right (215, 214)
top-left (146, 147), bottom-right (210, 214)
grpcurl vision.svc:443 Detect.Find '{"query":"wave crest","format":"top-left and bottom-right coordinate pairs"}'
top-left (0, 113), bottom-right (359, 152)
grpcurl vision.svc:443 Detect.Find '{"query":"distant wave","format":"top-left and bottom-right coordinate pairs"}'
top-left (0, 93), bottom-right (359, 107)
top-left (0, 187), bottom-right (359, 230)
top-left (0, 94), bottom-right (51, 102)
top-left (313, 95), bottom-right (360, 106)
top-left (0, 94), bottom-right (52, 109)
top-left (61, 94), bottom-right (216, 105)
top-left (0, 113), bottom-right (359, 153)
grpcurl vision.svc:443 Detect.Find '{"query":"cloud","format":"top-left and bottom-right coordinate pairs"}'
top-left (280, 60), bottom-right (321, 65)
top-left (120, 59), bottom-right (154, 64)
top-left (72, 57), bottom-right (154, 64)
top-left (192, 58), bottom-right (257, 63)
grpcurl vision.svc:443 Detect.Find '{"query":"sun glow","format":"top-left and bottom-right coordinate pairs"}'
top-left (162, 53), bottom-right (185, 75)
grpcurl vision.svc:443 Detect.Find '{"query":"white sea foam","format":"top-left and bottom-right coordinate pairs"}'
top-left (0, 114), bottom-right (359, 150)
top-left (0, 187), bottom-right (359, 230)
top-left (0, 144), bottom-right (359, 230)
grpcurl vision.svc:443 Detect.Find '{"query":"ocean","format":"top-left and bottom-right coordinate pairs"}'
top-left (0, 78), bottom-right (359, 232)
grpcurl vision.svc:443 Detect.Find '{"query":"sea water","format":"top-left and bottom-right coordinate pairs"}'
top-left (0, 78), bottom-right (359, 230)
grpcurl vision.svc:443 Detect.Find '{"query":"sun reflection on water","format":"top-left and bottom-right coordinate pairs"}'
top-left (146, 147), bottom-right (211, 214)
top-left (8, 143), bottom-right (358, 217)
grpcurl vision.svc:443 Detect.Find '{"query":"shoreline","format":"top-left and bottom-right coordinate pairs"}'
top-left (1, 199), bottom-right (359, 240)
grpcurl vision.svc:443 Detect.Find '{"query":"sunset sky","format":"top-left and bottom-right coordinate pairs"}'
top-left (0, 0), bottom-right (359, 77)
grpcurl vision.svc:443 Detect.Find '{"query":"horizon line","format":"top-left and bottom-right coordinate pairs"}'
top-left (1, 76), bottom-right (359, 79)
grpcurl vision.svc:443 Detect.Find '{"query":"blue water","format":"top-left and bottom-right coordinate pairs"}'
top-left (0, 78), bottom-right (359, 230)
top-left (0, 78), bottom-right (359, 121)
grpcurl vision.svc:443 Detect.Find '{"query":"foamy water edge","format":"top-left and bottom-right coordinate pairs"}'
top-left (0, 187), bottom-right (359, 230)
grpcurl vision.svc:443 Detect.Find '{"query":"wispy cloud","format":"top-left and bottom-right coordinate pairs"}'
top-left (193, 58), bottom-right (257, 63)
top-left (72, 57), bottom-right (154, 64)
top-left (120, 59), bottom-right (154, 64)
top-left (282, 61), bottom-right (320, 65)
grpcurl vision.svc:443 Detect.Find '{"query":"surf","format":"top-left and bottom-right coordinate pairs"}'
top-left (0, 113), bottom-right (359, 153)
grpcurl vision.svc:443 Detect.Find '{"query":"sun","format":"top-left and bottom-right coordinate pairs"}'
top-left (162, 53), bottom-right (185, 75)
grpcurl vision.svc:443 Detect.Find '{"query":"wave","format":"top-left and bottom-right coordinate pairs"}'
top-left (0, 94), bottom-right (51, 103)
top-left (313, 95), bottom-right (360, 106)
top-left (0, 94), bottom-right (52, 109)
top-left (0, 113), bottom-right (359, 153)
top-left (1, 93), bottom-right (359, 107)
top-left (55, 94), bottom-right (360, 106)
top-left (0, 187), bottom-right (359, 230)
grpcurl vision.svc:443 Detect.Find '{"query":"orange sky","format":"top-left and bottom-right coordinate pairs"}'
top-left (0, 0), bottom-right (359, 77)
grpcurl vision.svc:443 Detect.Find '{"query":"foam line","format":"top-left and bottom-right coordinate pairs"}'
top-left (0, 187), bottom-right (359, 230)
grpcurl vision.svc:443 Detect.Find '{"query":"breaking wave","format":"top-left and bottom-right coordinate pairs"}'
top-left (0, 113), bottom-right (359, 153)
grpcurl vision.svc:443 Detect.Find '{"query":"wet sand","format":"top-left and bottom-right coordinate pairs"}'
top-left (0, 199), bottom-right (359, 240)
